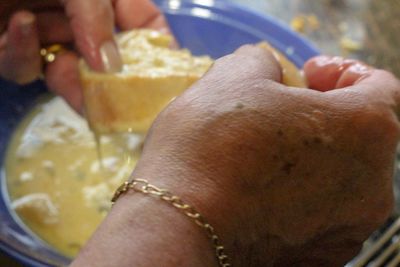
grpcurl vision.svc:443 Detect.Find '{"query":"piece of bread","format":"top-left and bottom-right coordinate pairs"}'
top-left (80, 30), bottom-right (306, 134)
top-left (80, 30), bottom-right (213, 133)
top-left (258, 42), bottom-right (306, 88)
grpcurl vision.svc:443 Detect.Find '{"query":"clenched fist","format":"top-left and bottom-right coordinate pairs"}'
top-left (73, 46), bottom-right (400, 267)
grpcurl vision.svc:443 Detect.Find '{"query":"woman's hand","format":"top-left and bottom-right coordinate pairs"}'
top-left (0, 0), bottom-right (171, 111)
top-left (72, 46), bottom-right (400, 267)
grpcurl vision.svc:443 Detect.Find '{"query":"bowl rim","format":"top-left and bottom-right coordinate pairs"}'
top-left (155, 0), bottom-right (320, 66)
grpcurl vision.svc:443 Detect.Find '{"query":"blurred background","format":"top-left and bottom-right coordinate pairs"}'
top-left (231, 0), bottom-right (400, 77)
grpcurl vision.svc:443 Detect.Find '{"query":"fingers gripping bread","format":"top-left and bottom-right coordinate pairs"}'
top-left (80, 30), bottom-right (213, 133)
top-left (80, 30), bottom-right (306, 134)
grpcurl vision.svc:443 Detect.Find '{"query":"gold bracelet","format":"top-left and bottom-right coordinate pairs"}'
top-left (111, 178), bottom-right (231, 267)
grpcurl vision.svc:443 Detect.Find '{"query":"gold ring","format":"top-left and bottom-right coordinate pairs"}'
top-left (40, 44), bottom-right (68, 64)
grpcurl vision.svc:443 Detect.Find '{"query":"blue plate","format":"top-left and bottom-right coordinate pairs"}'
top-left (0, 0), bottom-right (319, 266)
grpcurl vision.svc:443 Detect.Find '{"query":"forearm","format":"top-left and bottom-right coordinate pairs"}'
top-left (70, 179), bottom-right (217, 267)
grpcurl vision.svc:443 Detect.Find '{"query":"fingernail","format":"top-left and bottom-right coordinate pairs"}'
top-left (100, 40), bottom-right (122, 73)
top-left (313, 55), bottom-right (338, 67)
top-left (19, 14), bottom-right (35, 36)
top-left (348, 63), bottom-right (371, 75)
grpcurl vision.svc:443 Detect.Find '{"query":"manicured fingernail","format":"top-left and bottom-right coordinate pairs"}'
top-left (100, 40), bottom-right (122, 73)
top-left (19, 13), bottom-right (35, 36)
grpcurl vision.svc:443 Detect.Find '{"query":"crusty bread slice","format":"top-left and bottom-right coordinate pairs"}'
top-left (80, 30), bottom-right (213, 134)
top-left (80, 30), bottom-right (306, 134)
top-left (258, 42), bottom-right (306, 88)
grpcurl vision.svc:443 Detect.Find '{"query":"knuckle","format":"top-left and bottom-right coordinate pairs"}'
top-left (211, 53), bottom-right (272, 81)
top-left (212, 54), bottom-right (239, 69)
top-left (363, 106), bottom-right (399, 139)
top-left (338, 91), bottom-right (400, 142)
top-left (213, 50), bottom-right (267, 70)
top-left (353, 111), bottom-right (400, 151)
top-left (375, 69), bottom-right (399, 84)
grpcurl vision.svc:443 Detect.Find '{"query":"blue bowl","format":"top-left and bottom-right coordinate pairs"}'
top-left (0, 0), bottom-right (319, 266)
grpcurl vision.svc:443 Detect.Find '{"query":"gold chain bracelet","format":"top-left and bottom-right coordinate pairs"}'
top-left (111, 178), bottom-right (231, 267)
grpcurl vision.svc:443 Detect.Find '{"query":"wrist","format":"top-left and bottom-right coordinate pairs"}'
top-left (130, 146), bottom-right (288, 266)
top-left (132, 152), bottom-right (236, 238)
top-left (132, 163), bottom-right (227, 254)
top-left (116, 190), bottom-right (218, 267)
top-left (72, 169), bottom-right (219, 267)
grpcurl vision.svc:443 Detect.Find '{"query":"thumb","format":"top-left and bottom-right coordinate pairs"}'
top-left (62, 0), bottom-right (122, 72)
top-left (202, 44), bottom-right (282, 85)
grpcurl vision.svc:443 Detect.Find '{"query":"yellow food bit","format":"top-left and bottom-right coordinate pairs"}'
top-left (307, 15), bottom-right (320, 30)
top-left (291, 16), bottom-right (306, 33)
top-left (340, 37), bottom-right (363, 52)
top-left (291, 14), bottom-right (320, 33)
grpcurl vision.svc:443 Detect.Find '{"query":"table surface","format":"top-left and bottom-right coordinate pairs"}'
top-left (1, 0), bottom-right (400, 266)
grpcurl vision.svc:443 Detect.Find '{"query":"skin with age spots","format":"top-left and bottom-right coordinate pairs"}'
top-left (72, 46), bottom-right (400, 267)
top-left (235, 102), bottom-right (245, 109)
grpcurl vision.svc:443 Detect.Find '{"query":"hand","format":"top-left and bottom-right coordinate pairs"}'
top-left (0, 0), bottom-right (171, 112)
top-left (134, 47), bottom-right (400, 265)
top-left (72, 46), bottom-right (400, 267)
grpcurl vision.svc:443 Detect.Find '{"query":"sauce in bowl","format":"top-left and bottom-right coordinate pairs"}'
top-left (5, 97), bottom-right (141, 257)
